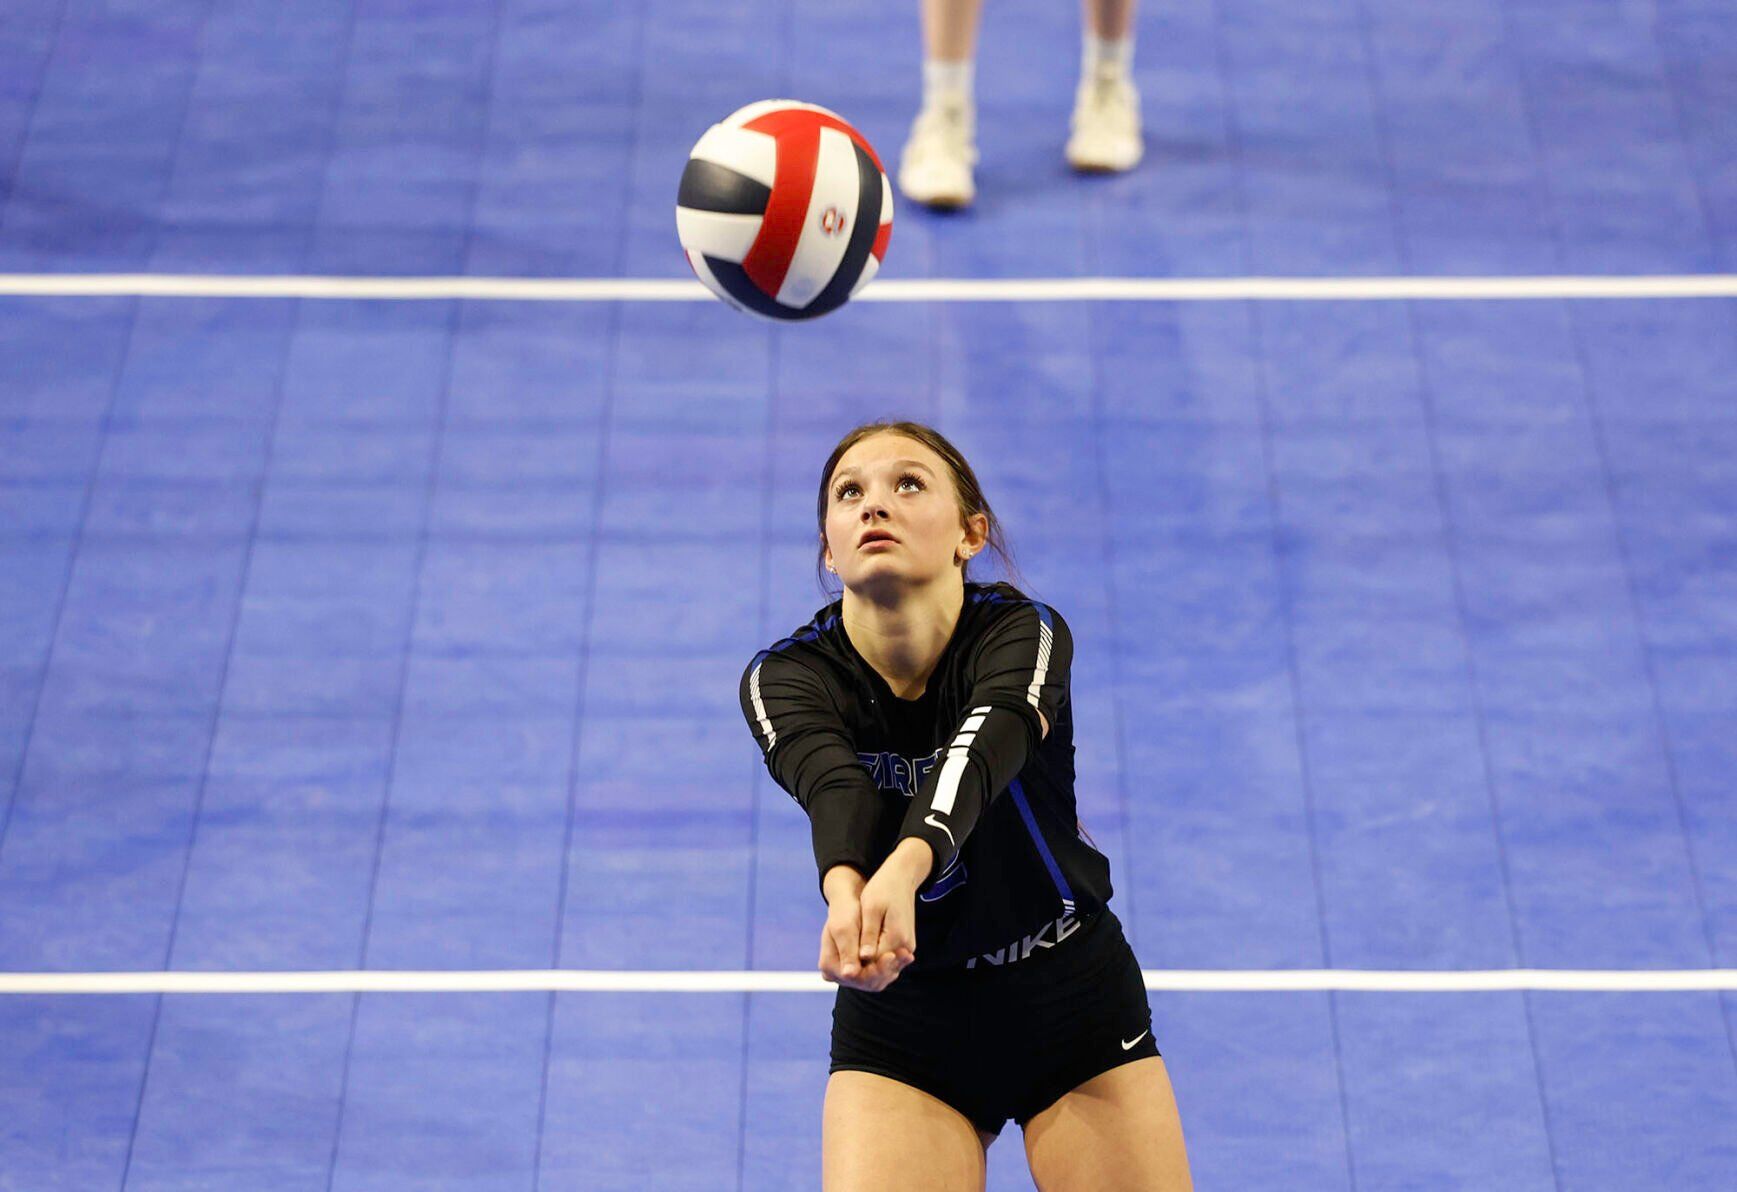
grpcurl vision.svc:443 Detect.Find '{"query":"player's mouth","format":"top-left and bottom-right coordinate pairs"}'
top-left (859, 530), bottom-right (898, 549)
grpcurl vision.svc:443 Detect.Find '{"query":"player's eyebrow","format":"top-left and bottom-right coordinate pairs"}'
top-left (833, 459), bottom-right (935, 479)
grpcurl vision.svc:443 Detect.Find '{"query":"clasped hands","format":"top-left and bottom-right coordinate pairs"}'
top-left (819, 838), bottom-right (934, 993)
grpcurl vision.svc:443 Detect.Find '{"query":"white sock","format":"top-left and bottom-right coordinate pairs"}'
top-left (1081, 34), bottom-right (1133, 78)
top-left (922, 58), bottom-right (974, 108)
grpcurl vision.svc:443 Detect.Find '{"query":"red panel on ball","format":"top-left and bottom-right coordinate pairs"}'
top-left (738, 118), bottom-right (819, 300)
top-left (742, 108), bottom-right (886, 173)
top-left (739, 108), bottom-right (886, 302)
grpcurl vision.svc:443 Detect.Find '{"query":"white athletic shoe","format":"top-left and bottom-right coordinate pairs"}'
top-left (898, 96), bottom-right (978, 209)
top-left (1066, 69), bottom-right (1143, 173)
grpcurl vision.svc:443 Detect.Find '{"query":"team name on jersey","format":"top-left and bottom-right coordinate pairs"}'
top-left (854, 746), bottom-right (943, 797)
top-left (963, 914), bottom-right (1080, 969)
top-left (853, 745), bottom-right (969, 903)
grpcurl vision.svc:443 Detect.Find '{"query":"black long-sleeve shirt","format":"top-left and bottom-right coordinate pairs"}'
top-left (739, 582), bottom-right (1113, 971)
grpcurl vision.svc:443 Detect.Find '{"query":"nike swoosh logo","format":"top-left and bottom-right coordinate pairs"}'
top-left (1121, 1030), bottom-right (1149, 1051)
top-left (923, 814), bottom-right (956, 848)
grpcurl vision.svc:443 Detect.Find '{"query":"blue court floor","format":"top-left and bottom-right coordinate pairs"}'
top-left (2, 1), bottom-right (1735, 1188)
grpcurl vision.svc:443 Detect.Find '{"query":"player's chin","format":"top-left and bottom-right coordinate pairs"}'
top-left (846, 556), bottom-right (946, 589)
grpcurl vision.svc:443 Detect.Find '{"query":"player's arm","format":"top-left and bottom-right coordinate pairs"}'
top-left (894, 601), bottom-right (1072, 884)
top-left (740, 649), bottom-right (885, 894)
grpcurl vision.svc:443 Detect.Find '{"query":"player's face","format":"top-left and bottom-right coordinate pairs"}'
top-left (823, 434), bottom-right (973, 593)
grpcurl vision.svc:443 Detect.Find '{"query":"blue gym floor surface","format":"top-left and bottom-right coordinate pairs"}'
top-left (2, 1), bottom-right (1734, 1188)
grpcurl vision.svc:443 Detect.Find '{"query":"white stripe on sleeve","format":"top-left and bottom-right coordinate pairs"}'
top-left (929, 752), bottom-right (971, 817)
top-left (929, 705), bottom-right (992, 816)
top-left (1025, 618), bottom-right (1054, 709)
top-left (749, 661), bottom-right (776, 750)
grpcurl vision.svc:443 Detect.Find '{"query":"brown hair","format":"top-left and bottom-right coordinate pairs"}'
top-left (814, 420), bottom-right (1021, 595)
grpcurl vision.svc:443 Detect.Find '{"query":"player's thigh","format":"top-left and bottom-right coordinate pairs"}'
top-left (1022, 1057), bottom-right (1192, 1192)
top-left (824, 1070), bottom-right (992, 1192)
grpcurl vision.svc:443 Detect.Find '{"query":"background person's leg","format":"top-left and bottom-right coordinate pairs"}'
top-left (1069, 0), bottom-right (1143, 171)
top-left (923, 0), bottom-right (985, 60)
top-left (900, 0), bottom-right (985, 207)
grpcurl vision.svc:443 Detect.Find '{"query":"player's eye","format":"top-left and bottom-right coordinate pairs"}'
top-left (897, 473), bottom-right (925, 492)
top-left (834, 481), bottom-right (860, 500)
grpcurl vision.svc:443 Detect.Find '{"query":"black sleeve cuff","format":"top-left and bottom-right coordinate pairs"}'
top-left (897, 819), bottom-right (957, 888)
top-left (808, 786), bottom-right (882, 893)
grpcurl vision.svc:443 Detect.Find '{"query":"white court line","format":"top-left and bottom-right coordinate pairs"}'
top-left (1, 969), bottom-right (1733, 995)
top-left (0, 273), bottom-right (1735, 302)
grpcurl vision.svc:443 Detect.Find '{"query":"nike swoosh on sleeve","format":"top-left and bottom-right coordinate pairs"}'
top-left (923, 814), bottom-right (956, 848)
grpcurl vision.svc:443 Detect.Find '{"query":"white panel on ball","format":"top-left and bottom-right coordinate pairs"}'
top-left (685, 124), bottom-right (778, 190)
top-left (721, 98), bottom-right (840, 128)
top-left (673, 208), bottom-right (762, 265)
top-left (776, 126), bottom-right (864, 309)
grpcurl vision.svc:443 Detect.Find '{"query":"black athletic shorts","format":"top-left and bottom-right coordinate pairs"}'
top-left (829, 907), bottom-right (1160, 1137)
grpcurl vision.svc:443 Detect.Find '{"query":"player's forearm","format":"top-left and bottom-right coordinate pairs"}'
top-left (899, 701), bottom-right (1039, 877)
top-left (803, 770), bottom-right (886, 884)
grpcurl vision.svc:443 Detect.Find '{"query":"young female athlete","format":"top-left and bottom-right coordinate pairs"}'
top-left (740, 421), bottom-right (1191, 1190)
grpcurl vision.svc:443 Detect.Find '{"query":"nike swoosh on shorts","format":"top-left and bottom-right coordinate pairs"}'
top-left (1121, 1030), bottom-right (1149, 1050)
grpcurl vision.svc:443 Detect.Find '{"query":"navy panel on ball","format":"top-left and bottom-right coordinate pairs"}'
top-left (702, 257), bottom-right (811, 321)
top-left (677, 159), bottom-right (772, 215)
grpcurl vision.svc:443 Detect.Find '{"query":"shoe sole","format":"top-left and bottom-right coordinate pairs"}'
top-left (1067, 148), bottom-right (1143, 173)
top-left (899, 178), bottom-right (974, 209)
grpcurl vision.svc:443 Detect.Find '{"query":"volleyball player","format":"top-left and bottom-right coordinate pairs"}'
top-left (900, 0), bottom-right (1143, 207)
top-left (740, 422), bottom-right (1191, 1190)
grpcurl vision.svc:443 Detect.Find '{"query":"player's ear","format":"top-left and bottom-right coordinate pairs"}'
top-left (960, 512), bottom-right (989, 557)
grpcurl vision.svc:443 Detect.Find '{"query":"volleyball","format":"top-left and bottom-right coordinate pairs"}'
top-left (676, 100), bottom-right (893, 321)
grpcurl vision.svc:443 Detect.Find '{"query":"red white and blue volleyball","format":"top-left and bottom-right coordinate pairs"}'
top-left (676, 100), bottom-right (893, 321)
